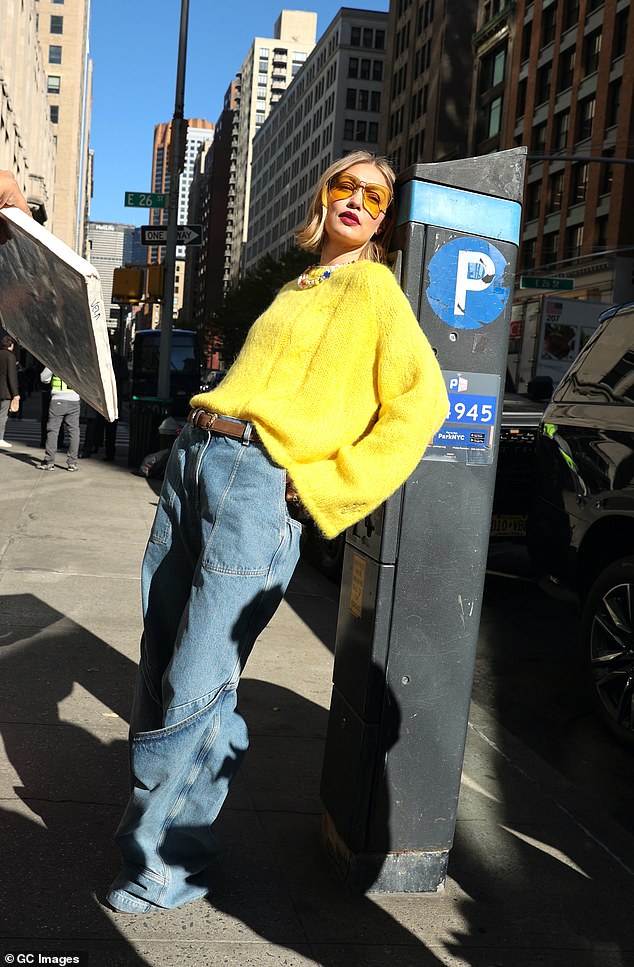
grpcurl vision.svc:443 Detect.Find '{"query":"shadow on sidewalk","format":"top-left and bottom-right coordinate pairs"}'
top-left (0, 593), bottom-right (150, 966)
top-left (1, 581), bottom-right (632, 966)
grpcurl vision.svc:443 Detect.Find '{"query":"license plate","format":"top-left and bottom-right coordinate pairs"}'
top-left (490, 515), bottom-right (527, 538)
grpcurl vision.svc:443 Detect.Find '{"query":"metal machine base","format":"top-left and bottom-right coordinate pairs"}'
top-left (322, 811), bottom-right (449, 894)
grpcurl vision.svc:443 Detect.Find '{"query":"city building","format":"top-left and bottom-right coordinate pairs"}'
top-left (36, 0), bottom-right (93, 253)
top-left (230, 9), bottom-right (317, 281)
top-left (0, 0), bottom-right (56, 222)
top-left (146, 118), bottom-right (215, 324)
top-left (87, 221), bottom-right (144, 326)
top-left (505, 0), bottom-right (633, 296)
top-left (380, 0), bottom-right (477, 171)
top-left (182, 81), bottom-right (240, 352)
top-left (245, 7), bottom-right (388, 271)
top-left (468, 0), bottom-right (518, 158)
top-left (181, 137), bottom-right (214, 328)
top-left (467, 0), bottom-right (633, 391)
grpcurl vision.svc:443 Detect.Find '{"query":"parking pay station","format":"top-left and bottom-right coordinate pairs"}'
top-left (320, 148), bottom-right (527, 892)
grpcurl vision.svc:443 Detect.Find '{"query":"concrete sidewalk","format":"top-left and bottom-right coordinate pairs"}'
top-left (0, 410), bottom-right (633, 966)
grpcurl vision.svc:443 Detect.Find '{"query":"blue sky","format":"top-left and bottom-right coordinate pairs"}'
top-left (89, 0), bottom-right (388, 226)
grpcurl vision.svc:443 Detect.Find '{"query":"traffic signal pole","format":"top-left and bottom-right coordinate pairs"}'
top-left (157, 0), bottom-right (190, 400)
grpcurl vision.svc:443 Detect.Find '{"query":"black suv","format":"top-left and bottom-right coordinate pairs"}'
top-left (529, 302), bottom-right (634, 746)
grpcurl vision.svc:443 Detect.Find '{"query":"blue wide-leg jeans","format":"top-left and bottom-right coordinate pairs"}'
top-left (107, 423), bottom-right (302, 913)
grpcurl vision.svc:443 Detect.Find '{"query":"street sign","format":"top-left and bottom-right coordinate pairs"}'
top-left (140, 224), bottom-right (203, 246)
top-left (519, 276), bottom-right (574, 290)
top-left (124, 192), bottom-right (167, 209)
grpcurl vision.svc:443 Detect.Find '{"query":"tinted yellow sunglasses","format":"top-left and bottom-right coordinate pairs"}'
top-left (326, 172), bottom-right (392, 220)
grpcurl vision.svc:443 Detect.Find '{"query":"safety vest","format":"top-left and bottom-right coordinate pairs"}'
top-left (50, 375), bottom-right (73, 392)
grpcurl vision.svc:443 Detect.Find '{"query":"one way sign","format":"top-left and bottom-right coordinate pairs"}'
top-left (141, 224), bottom-right (202, 246)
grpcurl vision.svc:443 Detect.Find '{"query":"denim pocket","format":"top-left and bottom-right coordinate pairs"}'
top-left (201, 443), bottom-right (287, 576)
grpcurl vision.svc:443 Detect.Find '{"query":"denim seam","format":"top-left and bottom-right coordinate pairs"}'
top-left (132, 690), bottom-right (223, 744)
top-left (154, 706), bottom-right (222, 904)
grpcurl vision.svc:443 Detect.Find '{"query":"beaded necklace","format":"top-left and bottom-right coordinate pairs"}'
top-left (297, 262), bottom-right (345, 289)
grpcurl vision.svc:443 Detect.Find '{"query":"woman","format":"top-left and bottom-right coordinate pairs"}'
top-left (0, 157), bottom-right (449, 913)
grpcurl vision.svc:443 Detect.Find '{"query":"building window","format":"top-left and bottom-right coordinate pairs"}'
top-left (356, 120), bottom-right (367, 141)
top-left (351, 26), bottom-right (361, 46)
top-left (375, 30), bottom-right (385, 50)
top-left (536, 63), bottom-right (551, 104)
top-left (521, 22), bottom-right (532, 61)
top-left (50, 15), bottom-right (63, 33)
top-left (596, 216), bottom-right (608, 250)
top-left (583, 28), bottom-right (602, 75)
top-left (50, 105), bottom-right (59, 124)
top-left (601, 147), bottom-right (614, 194)
top-left (47, 75), bottom-right (61, 94)
top-left (571, 163), bottom-right (589, 203)
top-left (565, 224), bottom-right (584, 259)
top-left (370, 90), bottom-right (381, 112)
top-left (358, 89), bottom-right (369, 111)
top-left (481, 46), bottom-right (505, 90)
top-left (348, 57), bottom-right (359, 78)
top-left (488, 96), bottom-right (502, 138)
top-left (547, 171), bottom-right (564, 212)
top-left (372, 60), bottom-right (383, 81)
top-left (360, 58), bottom-right (371, 79)
top-left (563, 0), bottom-right (579, 30)
top-left (521, 238), bottom-right (536, 272)
top-left (517, 78), bottom-right (527, 117)
top-left (577, 95), bottom-right (595, 140)
top-left (554, 110), bottom-right (569, 150)
top-left (49, 45), bottom-right (62, 64)
top-left (542, 231), bottom-right (559, 264)
top-left (532, 120), bottom-right (547, 154)
top-left (613, 8), bottom-right (629, 57)
top-left (368, 121), bottom-right (378, 142)
top-left (346, 88), bottom-right (356, 109)
top-left (542, 5), bottom-right (557, 45)
top-left (558, 47), bottom-right (575, 91)
top-left (525, 181), bottom-right (541, 221)
top-left (344, 119), bottom-right (354, 140)
top-left (607, 77), bottom-right (621, 127)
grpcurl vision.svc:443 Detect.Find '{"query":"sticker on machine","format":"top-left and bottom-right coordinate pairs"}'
top-left (425, 237), bottom-right (510, 330)
top-left (424, 370), bottom-right (502, 464)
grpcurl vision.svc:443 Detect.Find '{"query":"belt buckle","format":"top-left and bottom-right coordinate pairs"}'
top-left (192, 408), bottom-right (217, 431)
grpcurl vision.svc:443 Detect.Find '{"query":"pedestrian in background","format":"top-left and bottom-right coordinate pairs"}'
top-left (0, 333), bottom-right (20, 449)
top-left (39, 368), bottom-right (80, 471)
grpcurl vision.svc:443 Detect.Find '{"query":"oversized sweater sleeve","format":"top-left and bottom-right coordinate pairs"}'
top-left (291, 266), bottom-right (449, 538)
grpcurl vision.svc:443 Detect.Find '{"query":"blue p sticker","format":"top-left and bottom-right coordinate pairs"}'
top-left (426, 237), bottom-right (510, 330)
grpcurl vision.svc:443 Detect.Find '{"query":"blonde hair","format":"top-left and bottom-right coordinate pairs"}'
top-left (295, 151), bottom-right (396, 264)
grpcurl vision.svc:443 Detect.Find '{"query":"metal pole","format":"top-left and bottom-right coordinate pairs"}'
top-left (157, 0), bottom-right (190, 400)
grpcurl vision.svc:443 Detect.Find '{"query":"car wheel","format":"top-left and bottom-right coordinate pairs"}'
top-left (581, 556), bottom-right (634, 747)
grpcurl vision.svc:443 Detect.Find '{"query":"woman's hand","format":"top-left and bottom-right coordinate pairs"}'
top-left (0, 172), bottom-right (31, 216)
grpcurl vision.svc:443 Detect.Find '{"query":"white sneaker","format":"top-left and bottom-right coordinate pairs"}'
top-left (0, 439), bottom-right (12, 449)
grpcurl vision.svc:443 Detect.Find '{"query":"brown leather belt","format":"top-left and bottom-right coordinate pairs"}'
top-left (188, 408), bottom-right (260, 445)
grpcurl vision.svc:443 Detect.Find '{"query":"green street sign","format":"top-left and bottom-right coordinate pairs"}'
top-left (124, 191), bottom-right (167, 209)
top-left (519, 276), bottom-right (574, 291)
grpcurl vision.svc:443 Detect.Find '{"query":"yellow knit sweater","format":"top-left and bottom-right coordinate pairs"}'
top-left (190, 260), bottom-right (448, 538)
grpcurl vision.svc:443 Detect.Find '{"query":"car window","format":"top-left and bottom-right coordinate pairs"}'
top-left (560, 307), bottom-right (634, 405)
